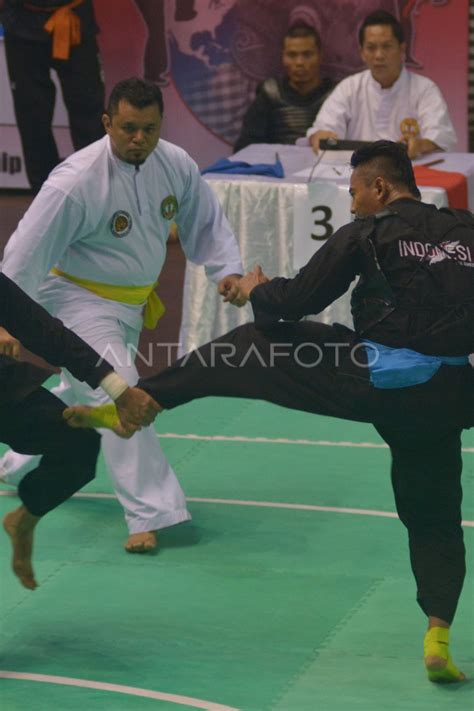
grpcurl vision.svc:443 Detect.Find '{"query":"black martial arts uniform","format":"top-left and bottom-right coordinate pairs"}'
top-left (3, 0), bottom-right (104, 193)
top-left (141, 199), bottom-right (474, 624)
top-left (0, 273), bottom-right (112, 516)
top-left (234, 76), bottom-right (334, 152)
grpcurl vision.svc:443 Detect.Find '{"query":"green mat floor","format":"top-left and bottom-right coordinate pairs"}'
top-left (1, 398), bottom-right (473, 710)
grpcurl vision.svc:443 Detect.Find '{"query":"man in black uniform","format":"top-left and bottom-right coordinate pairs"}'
top-left (2, 0), bottom-right (105, 193)
top-left (0, 273), bottom-right (159, 590)
top-left (66, 141), bottom-right (473, 683)
top-left (234, 24), bottom-right (334, 152)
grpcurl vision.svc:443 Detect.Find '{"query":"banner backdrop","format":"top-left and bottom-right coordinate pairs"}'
top-left (95, 0), bottom-right (469, 163)
top-left (0, 0), bottom-right (469, 187)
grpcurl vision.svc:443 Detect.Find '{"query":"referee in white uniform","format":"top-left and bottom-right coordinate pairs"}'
top-left (1, 77), bottom-right (244, 553)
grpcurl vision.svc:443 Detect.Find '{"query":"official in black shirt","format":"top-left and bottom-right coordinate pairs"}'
top-left (234, 23), bottom-right (334, 152)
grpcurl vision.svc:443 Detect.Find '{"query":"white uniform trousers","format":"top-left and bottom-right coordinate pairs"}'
top-left (0, 313), bottom-right (191, 533)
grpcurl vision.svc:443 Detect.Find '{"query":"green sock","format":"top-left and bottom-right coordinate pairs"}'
top-left (424, 626), bottom-right (464, 683)
top-left (87, 404), bottom-right (120, 429)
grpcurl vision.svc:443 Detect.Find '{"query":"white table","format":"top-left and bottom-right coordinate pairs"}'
top-left (179, 145), bottom-right (474, 354)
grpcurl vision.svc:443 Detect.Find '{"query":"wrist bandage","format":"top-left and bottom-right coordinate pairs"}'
top-left (99, 372), bottom-right (129, 400)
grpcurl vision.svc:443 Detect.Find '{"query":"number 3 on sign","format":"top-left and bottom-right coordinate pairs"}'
top-left (311, 205), bottom-right (333, 240)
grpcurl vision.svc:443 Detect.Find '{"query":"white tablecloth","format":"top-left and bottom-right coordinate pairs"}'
top-left (179, 145), bottom-right (474, 354)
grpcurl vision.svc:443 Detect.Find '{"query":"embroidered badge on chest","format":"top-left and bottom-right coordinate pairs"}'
top-left (161, 195), bottom-right (179, 220)
top-left (110, 210), bottom-right (132, 237)
top-left (400, 118), bottom-right (420, 140)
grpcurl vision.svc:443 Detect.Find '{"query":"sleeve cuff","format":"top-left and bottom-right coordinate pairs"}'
top-left (205, 262), bottom-right (244, 283)
top-left (99, 372), bottom-right (129, 400)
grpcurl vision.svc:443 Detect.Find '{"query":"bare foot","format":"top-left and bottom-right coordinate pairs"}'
top-left (124, 530), bottom-right (157, 553)
top-left (3, 506), bottom-right (40, 590)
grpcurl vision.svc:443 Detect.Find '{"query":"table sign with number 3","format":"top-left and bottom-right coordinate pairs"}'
top-left (292, 180), bottom-right (352, 271)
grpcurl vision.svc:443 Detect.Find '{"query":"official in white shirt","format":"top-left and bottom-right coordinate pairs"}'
top-left (307, 10), bottom-right (456, 159)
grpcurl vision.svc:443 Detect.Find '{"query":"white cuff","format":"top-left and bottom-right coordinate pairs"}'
top-left (205, 262), bottom-right (244, 284)
top-left (99, 372), bottom-right (129, 400)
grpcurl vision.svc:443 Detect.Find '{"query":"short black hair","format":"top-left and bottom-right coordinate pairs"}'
top-left (107, 77), bottom-right (164, 118)
top-left (285, 23), bottom-right (321, 51)
top-left (351, 140), bottom-right (421, 199)
top-left (358, 10), bottom-right (404, 46)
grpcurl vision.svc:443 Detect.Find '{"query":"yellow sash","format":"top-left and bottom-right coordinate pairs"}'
top-left (51, 267), bottom-right (165, 330)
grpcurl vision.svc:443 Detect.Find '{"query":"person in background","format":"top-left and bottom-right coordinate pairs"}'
top-left (234, 23), bottom-right (334, 152)
top-left (307, 10), bottom-right (456, 159)
top-left (0, 77), bottom-right (244, 555)
top-left (1, 0), bottom-right (105, 193)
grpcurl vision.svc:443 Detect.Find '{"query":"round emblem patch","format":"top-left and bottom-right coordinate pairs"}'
top-left (110, 210), bottom-right (132, 237)
top-left (161, 195), bottom-right (179, 220)
top-left (399, 117), bottom-right (420, 139)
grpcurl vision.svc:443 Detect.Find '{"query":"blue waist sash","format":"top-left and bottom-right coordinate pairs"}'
top-left (362, 340), bottom-right (469, 389)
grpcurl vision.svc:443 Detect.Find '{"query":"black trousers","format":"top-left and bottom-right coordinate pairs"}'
top-left (4, 32), bottom-right (105, 193)
top-left (0, 387), bottom-right (100, 517)
top-left (141, 322), bottom-right (473, 623)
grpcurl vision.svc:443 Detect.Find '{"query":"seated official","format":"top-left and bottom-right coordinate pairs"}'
top-left (234, 23), bottom-right (334, 152)
top-left (307, 10), bottom-right (456, 159)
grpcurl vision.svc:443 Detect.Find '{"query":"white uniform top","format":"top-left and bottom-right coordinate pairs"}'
top-left (306, 68), bottom-right (457, 151)
top-left (2, 136), bottom-right (243, 329)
